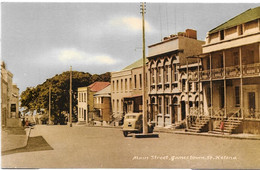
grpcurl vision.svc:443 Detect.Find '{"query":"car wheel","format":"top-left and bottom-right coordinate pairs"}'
top-left (123, 131), bottom-right (128, 137)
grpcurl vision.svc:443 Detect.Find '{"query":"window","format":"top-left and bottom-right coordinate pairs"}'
top-left (79, 93), bottom-right (81, 102)
top-left (158, 97), bottom-right (162, 114)
top-left (220, 30), bottom-right (224, 40)
top-left (139, 74), bottom-right (142, 89)
top-left (238, 25), bottom-right (243, 35)
top-left (234, 52), bottom-right (239, 66)
top-left (113, 100), bottom-right (115, 111)
top-left (165, 65), bottom-right (169, 83)
top-left (11, 104), bottom-right (16, 112)
top-left (117, 99), bottom-right (119, 112)
top-left (125, 78), bottom-right (127, 92)
top-left (84, 93), bottom-right (86, 102)
top-left (134, 75), bottom-right (137, 89)
top-left (130, 78), bottom-right (132, 89)
top-left (121, 79), bottom-right (123, 92)
top-left (189, 82), bottom-right (192, 91)
top-left (172, 64), bottom-right (178, 81)
top-left (151, 69), bottom-right (155, 84)
top-left (101, 97), bottom-right (103, 104)
top-left (116, 80), bottom-right (119, 92)
top-left (235, 86), bottom-right (240, 106)
top-left (158, 67), bottom-right (162, 84)
top-left (182, 79), bottom-right (186, 91)
top-left (164, 97), bottom-right (169, 115)
top-left (112, 80), bottom-right (115, 92)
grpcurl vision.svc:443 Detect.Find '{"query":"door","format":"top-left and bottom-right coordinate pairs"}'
top-left (248, 92), bottom-right (256, 118)
top-left (84, 110), bottom-right (86, 121)
top-left (181, 101), bottom-right (186, 120)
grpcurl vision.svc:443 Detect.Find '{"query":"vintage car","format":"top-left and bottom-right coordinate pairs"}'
top-left (122, 112), bottom-right (154, 137)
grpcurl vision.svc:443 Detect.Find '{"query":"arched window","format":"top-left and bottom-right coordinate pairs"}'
top-left (172, 64), bottom-right (178, 82)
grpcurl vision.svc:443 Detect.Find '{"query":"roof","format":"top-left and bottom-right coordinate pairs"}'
top-left (209, 6), bottom-right (260, 34)
top-left (94, 85), bottom-right (111, 97)
top-left (122, 58), bottom-right (148, 71)
top-left (88, 82), bottom-right (110, 92)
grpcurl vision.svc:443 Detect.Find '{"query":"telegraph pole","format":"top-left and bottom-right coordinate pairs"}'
top-left (49, 86), bottom-right (51, 125)
top-left (69, 66), bottom-right (72, 127)
top-left (141, 2), bottom-right (148, 135)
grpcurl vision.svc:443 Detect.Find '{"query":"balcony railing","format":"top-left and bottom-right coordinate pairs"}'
top-left (200, 70), bottom-right (210, 80)
top-left (199, 62), bottom-right (260, 80)
top-left (226, 65), bottom-right (240, 78)
top-left (211, 68), bottom-right (224, 79)
top-left (243, 63), bottom-right (260, 76)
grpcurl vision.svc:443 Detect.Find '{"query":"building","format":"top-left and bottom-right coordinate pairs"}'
top-left (111, 58), bottom-right (148, 125)
top-left (77, 82), bottom-right (110, 124)
top-left (1, 61), bottom-right (20, 127)
top-left (93, 85), bottom-right (112, 124)
top-left (147, 29), bottom-right (205, 127)
top-left (199, 6), bottom-right (260, 134)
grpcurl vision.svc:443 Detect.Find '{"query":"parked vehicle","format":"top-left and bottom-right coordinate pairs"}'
top-left (122, 112), bottom-right (154, 137)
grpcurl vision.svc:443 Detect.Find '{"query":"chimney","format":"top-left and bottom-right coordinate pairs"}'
top-left (185, 29), bottom-right (197, 39)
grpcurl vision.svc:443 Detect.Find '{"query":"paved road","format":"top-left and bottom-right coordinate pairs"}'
top-left (2, 125), bottom-right (260, 169)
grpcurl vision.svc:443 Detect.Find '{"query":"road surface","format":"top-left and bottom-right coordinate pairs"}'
top-left (2, 125), bottom-right (260, 169)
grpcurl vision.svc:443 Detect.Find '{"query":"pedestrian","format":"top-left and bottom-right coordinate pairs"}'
top-left (22, 118), bottom-right (25, 127)
top-left (220, 120), bottom-right (225, 135)
top-left (25, 118), bottom-right (29, 127)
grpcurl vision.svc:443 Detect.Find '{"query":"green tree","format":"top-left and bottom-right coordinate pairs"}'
top-left (20, 71), bottom-right (111, 123)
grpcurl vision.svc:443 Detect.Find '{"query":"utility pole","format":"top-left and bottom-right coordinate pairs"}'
top-left (141, 2), bottom-right (148, 135)
top-left (70, 66), bottom-right (72, 127)
top-left (49, 86), bottom-right (51, 125)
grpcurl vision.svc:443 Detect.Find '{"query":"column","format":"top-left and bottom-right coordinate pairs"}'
top-left (169, 95), bottom-right (173, 125)
top-left (162, 95), bottom-right (165, 127)
top-left (155, 96), bottom-right (158, 125)
top-left (210, 54), bottom-right (213, 117)
top-left (223, 51), bottom-right (227, 118)
top-left (239, 47), bottom-right (244, 119)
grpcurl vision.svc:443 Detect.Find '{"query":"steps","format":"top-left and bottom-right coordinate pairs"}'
top-left (209, 118), bottom-right (242, 134)
top-left (186, 116), bottom-right (210, 133)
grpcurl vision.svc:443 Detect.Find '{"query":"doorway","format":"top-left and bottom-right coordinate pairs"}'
top-left (84, 110), bottom-right (86, 121)
top-left (181, 101), bottom-right (186, 120)
top-left (248, 92), bottom-right (256, 118)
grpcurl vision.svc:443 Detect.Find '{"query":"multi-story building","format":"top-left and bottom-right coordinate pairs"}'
top-left (147, 29), bottom-right (205, 127)
top-left (111, 58), bottom-right (148, 124)
top-left (77, 82), bottom-right (110, 123)
top-left (93, 85), bottom-right (112, 124)
top-left (1, 61), bottom-right (20, 127)
top-left (199, 6), bottom-right (260, 134)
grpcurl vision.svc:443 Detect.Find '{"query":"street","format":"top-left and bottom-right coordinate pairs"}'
top-left (2, 125), bottom-right (260, 169)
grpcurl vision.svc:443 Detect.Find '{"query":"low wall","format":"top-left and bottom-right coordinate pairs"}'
top-left (242, 119), bottom-right (260, 134)
top-left (6, 118), bottom-right (21, 127)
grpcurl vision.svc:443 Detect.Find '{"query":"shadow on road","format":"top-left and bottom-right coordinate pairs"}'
top-left (2, 136), bottom-right (53, 156)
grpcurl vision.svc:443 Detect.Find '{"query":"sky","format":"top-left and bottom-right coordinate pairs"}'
top-left (1, 2), bottom-right (260, 93)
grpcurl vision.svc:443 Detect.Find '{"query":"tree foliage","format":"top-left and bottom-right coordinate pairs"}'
top-left (20, 71), bottom-right (111, 122)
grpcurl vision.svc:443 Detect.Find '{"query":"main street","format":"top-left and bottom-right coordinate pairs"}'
top-left (2, 125), bottom-right (260, 169)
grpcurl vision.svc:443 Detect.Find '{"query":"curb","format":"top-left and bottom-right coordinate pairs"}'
top-left (153, 129), bottom-right (260, 140)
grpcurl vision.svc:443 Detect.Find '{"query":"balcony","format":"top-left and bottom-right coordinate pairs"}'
top-left (243, 63), bottom-right (260, 77)
top-left (199, 62), bottom-right (260, 80)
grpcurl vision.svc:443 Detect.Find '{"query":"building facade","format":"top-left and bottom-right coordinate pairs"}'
top-left (200, 6), bottom-right (260, 134)
top-left (147, 29), bottom-right (205, 127)
top-left (1, 61), bottom-right (20, 127)
top-left (77, 82), bottom-right (110, 123)
top-left (93, 85), bottom-right (112, 124)
top-left (111, 59), bottom-right (148, 124)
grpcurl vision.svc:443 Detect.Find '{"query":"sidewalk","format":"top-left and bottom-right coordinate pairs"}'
top-left (1, 127), bottom-right (31, 152)
top-left (153, 127), bottom-right (260, 140)
top-left (83, 124), bottom-right (260, 140)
